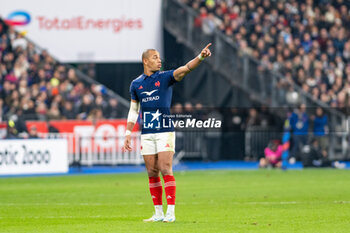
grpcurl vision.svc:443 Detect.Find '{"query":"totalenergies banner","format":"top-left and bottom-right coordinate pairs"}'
top-left (0, 0), bottom-right (162, 62)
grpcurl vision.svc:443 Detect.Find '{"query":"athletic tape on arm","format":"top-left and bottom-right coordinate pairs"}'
top-left (127, 101), bottom-right (140, 123)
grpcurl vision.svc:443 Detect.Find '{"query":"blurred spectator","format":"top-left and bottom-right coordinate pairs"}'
top-left (12, 31), bottom-right (27, 50)
top-left (0, 99), bottom-right (3, 122)
top-left (301, 138), bottom-right (345, 168)
top-left (259, 140), bottom-right (283, 168)
top-left (224, 108), bottom-right (245, 159)
top-left (87, 108), bottom-right (104, 122)
top-left (105, 98), bottom-right (122, 119)
top-left (6, 120), bottom-right (19, 139)
top-left (36, 102), bottom-right (47, 121)
top-left (47, 103), bottom-right (61, 120)
top-left (62, 101), bottom-right (76, 120)
top-left (312, 107), bottom-right (329, 151)
top-left (290, 104), bottom-right (309, 160)
top-left (259, 105), bottom-right (275, 127)
top-left (246, 108), bottom-right (261, 127)
top-left (77, 94), bottom-right (94, 119)
top-left (8, 109), bottom-right (28, 137)
top-left (183, 102), bottom-right (194, 115)
top-left (94, 95), bottom-right (108, 114)
top-left (193, 102), bottom-right (206, 120)
top-left (28, 125), bottom-right (39, 139)
top-left (171, 103), bottom-right (183, 115)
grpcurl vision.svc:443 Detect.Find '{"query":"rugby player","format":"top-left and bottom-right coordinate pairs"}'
top-left (123, 43), bottom-right (212, 223)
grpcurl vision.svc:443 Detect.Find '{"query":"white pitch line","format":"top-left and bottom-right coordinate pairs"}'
top-left (0, 216), bottom-right (121, 219)
top-left (334, 201), bottom-right (350, 204)
top-left (186, 201), bottom-right (350, 205)
top-left (0, 201), bottom-right (311, 206)
top-left (0, 202), bottom-right (146, 206)
top-left (1, 201), bottom-right (350, 206)
top-left (244, 201), bottom-right (298, 205)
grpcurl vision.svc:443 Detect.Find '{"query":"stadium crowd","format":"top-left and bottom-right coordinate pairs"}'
top-left (184, 0), bottom-right (350, 113)
top-left (0, 19), bottom-right (123, 126)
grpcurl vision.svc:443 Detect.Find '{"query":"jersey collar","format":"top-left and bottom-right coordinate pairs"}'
top-left (143, 71), bottom-right (159, 80)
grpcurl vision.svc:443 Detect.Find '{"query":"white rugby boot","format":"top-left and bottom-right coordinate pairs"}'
top-left (143, 205), bottom-right (164, 222)
top-left (163, 213), bottom-right (176, 223)
top-left (163, 205), bottom-right (175, 223)
top-left (143, 213), bottom-right (165, 222)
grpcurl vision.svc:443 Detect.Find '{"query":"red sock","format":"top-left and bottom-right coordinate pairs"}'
top-left (163, 175), bottom-right (176, 205)
top-left (149, 177), bottom-right (162, 205)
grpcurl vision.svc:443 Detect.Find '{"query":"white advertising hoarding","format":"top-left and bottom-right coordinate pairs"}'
top-left (0, 0), bottom-right (162, 62)
top-left (0, 139), bottom-right (68, 175)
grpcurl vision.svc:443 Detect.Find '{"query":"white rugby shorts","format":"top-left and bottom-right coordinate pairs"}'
top-left (141, 132), bottom-right (175, 155)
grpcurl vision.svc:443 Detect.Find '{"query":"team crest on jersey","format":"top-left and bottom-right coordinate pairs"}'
top-left (155, 81), bottom-right (160, 87)
top-left (138, 85), bottom-right (143, 89)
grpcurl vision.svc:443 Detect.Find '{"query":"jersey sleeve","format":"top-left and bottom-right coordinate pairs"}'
top-left (163, 70), bottom-right (177, 86)
top-left (129, 81), bottom-right (139, 101)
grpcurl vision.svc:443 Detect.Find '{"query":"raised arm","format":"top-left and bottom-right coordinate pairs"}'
top-left (173, 43), bottom-right (212, 82)
top-left (123, 99), bottom-right (140, 152)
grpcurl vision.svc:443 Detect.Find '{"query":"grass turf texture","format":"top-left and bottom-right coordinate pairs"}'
top-left (1, 169), bottom-right (350, 233)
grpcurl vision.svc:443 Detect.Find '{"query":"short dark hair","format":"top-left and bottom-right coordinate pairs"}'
top-left (142, 49), bottom-right (156, 62)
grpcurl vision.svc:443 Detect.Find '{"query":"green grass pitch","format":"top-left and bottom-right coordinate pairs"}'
top-left (1, 169), bottom-right (350, 233)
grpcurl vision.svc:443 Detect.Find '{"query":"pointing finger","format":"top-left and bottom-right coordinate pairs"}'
top-left (204, 43), bottom-right (212, 50)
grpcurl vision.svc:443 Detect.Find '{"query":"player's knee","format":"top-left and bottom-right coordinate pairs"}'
top-left (147, 167), bottom-right (159, 177)
top-left (160, 169), bottom-right (172, 176)
top-left (159, 162), bottom-right (172, 175)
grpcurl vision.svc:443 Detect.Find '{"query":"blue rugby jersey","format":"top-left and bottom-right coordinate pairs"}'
top-left (129, 70), bottom-right (177, 134)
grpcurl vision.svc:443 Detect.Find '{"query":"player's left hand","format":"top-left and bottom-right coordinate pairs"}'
top-left (200, 43), bottom-right (212, 58)
top-left (123, 135), bottom-right (132, 152)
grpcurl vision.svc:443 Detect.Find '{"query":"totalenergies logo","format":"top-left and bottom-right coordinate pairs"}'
top-left (4, 11), bottom-right (31, 26)
top-left (2, 10), bottom-right (143, 34)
